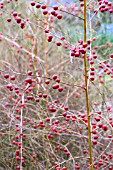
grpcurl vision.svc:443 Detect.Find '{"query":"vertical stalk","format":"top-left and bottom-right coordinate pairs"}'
top-left (20, 94), bottom-right (24, 170)
top-left (83, 0), bottom-right (93, 169)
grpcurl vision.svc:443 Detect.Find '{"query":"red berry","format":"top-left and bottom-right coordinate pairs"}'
top-left (110, 53), bottom-right (113, 58)
top-left (58, 87), bottom-right (63, 92)
top-left (10, 75), bottom-right (16, 80)
top-left (38, 93), bottom-right (43, 97)
top-left (57, 14), bottom-right (62, 19)
top-left (43, 94), bottom-right (48, 98)
top-left (94, 135), bottom-right (98, 139)
top-left (62, 112), bottom-right (67, 117)
top-left (52, 74), bottom-right (57, 79)
top-left (52, 84), bottom-right (59, 89)
top-left (36, 3), bottom-right (41, 8)
top-left (95, 117), bottom-right (100, 122)
top-left (30, 1), bottom-right (35, 6)
top-left (45, 79), bottom-right (50, 84)
top-left (27, 70), bottom-right (32, 76)
top-left (75, 51), bottom-right (80, 57)
top-left (43, 10), bottom-right (48, 15)
top-left (56, 78), bottom-right (60, 83)
top-left (90, 76), bottom-right (95, 81)
top-left (93, 140), bottom-right (97, 145)
top-left (56, 42), bottom-right (62, 46)
top-left (80, 2), bottom-right (84, 6)
top-left (102, 125), bottom-right (108, 131)
top-left (60, 36), bottom-right (65, 40)
top-left (45, 29), bottom-right (49, 33)
top-left (25, 77), bottom-right (33, 84)
top-left (45, 117), bottom-right (50, 122)
top-left (64, 106), bottom-right (68, 110)
top-left (7, 18), bottom-right (12, 22)
top-left (27, 95), bottom-right (33, 100)
top-left (16, 166), bottom-right (20, 170)
top-left (16, 17), bottom-right (21, 23)
top-left (47, 35), bottom-right (53, 42)
top-left (36, 98), bottom-right (40, 102)
top-left (20, 21), bottom-right (25, 29)
top-left (4, 74), bottom-right (9, 79)
top-left (13, 12), bottom-right (18, 17)
top-left (16, 150), bottom-right (20, 155)
top-left (98, 123), bottom-right (103, 128)
top-left (83, 149), bottom-right (87, 154)
top-left (41, 4), bottom-right (46, 9)
top-left (53, 6), bottom-right (58, 10)
top-left (62, 167), bottom-right (67, 170)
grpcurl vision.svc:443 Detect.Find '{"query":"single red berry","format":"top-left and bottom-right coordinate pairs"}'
top-left (43, 94), bottom-right (48, 98)
top-left (58, 87), bottom-right (63, 92)
top-left (64, 106), bottom-right (68, 110)
top-left (30, 1), bottom-right (35, 6)
top-left (60, 36), bottom-right (65, 40)
top-left (83, 149), bottom-right (87, 154)
top-left (52, 74), bottom-right (57, 79)
top-left (45, 29), bottom-right (49, 33)
top-left (52, 84), bottom-right (59, 89)
top-left (102, 125), bottom-right (108, 131)
top-left (36, 3), bottom-right (41, 8)
top-left (25, 77), bottom-right (33, 84)
top-left (98, 123), bottom-right (103, 128)
top-left (56, 42), bottom-right (62, 46)
top-left (43, 10), bottom-right (48, 15)
top-left (110, 53), bottom-right (113, 58)
top-left (62, 167), bottom-right (67, 170)
top-left (45, 79), bottom-right (50, 84)
top-left (7, 18), bottom-right (12, 22)
top-left (38, 93), bottom-right (43, 97)
top-left (75, 51), bottom-right (80, 57)
top-left (16, 150), bottom-right (20, 155)
top-left (93, 140), bottom-right (97, 145)
top-left (80, 2), bottom-right (84, 6)
top-left (16, 166), bottom-right (20, 170)
top-left (53, 6), bottom-right (58, 10)
top-left (35, 97), bottom-right (40, 102)
top-left (45, 117), bottom-right (50, 122)
top-left (13, 12), bottom-right (18, 17)
top-left (90, 76), bottom-right (95, 81)
top-left (95, 117), bottom-right (100, 122)
top-left (66, 151), bottom-right (70, 155)
top-left (4, 74), bottom-right (9, 79)
top-left (94, 135), bottom-right (98, 139)
top-left (10, 75), bottom-right (16, 80)
top-left (62, 112), bottom-right (67, 117)
top-left (57, 14), bottom-right (62, 19)
top-left (90, 71), bottom-right (95, 75)
top-left (20, 21), bottom-right (25, 29)
top-left (41, 4), bottom-right (46, 9)
top-left (27, 70), bottom-right (32, 76)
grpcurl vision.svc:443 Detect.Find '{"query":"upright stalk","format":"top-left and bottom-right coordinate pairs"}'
top-left (83, 0), bottom-right (93, 169)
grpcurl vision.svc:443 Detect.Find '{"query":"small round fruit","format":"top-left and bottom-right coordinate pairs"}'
top-left (4, 74), bottom-right (9, 79)
top-left (52, 84), bottom-right (59, 89)
top-left (57, 14), bottom-right (62, 19)
top-left (30, 1), bottom-right (35, 6)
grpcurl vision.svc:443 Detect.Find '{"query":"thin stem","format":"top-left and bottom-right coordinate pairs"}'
top-left (20, 94), bottom-right (24, 170)
top-left (83, 0), bottom-right (93, 169)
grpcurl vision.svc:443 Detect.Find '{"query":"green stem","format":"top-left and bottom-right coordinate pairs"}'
top-left (83, 0), bottom-right (93, 169)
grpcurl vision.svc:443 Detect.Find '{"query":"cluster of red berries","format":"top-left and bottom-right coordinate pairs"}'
top-left (94, 0), bottom-right (113, 13)
top-left (30, 1), bottom-right (62, 19)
